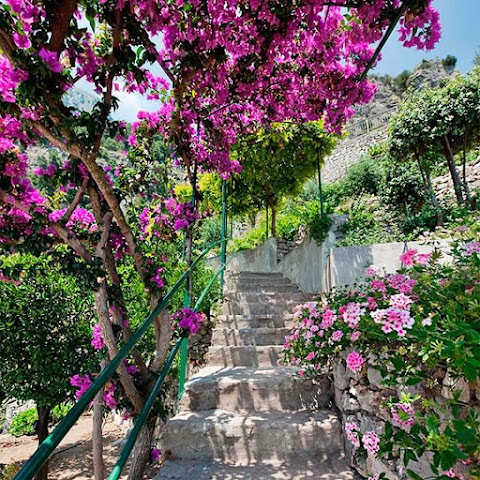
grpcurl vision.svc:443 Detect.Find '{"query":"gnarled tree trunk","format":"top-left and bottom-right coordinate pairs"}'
top-left (93, 366), bottom-right (105, 480)
top-left (35, 406), bottom-right (51, 480)
top-left (442, 135), bottom-right (464, 205)
top-left (127, 415), bottom-right (157, 480)
top-left (415, 155), bottom-right (443, 226)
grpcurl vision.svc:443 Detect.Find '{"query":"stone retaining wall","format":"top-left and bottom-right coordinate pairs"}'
top-left (433, 156), bottom-right (480, 201)
top-left (322, 127), bottom-right (389, 184)
top-left (332, 354), bottom-right (480, 479)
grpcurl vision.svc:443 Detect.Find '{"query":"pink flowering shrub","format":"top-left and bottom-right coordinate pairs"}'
top-left (283, 244), bottom-right (480, 479)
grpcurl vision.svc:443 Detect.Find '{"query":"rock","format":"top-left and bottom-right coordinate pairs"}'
top-left (367, 367), bottom-right (384, 389)
top-left (397, 453), bottom-right (435, 480)
top-left (366, 454), bottom-right (399, 480)
top-left (441, 371), bottom-right (471, 403)
top-left (341, 392), bottom-right (361, 413)
top-left (333, 360), bottom-right (349, 390)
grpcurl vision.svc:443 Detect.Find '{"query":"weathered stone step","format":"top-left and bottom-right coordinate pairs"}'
top-left (216, 313), bottom-right (295, 329)
top-left (225, 283), bottom-right (302, 293)
top-left (154, 458), bottom-right (355, 479)
top-left (220, 299), bottom-right (302, 315)
top-left (211, 327), bottom-right (290, 347)
top-left (208, 345), bottom-right (284, 367)
top-left (225, 272), bottom-right (299, 285)
top-left (225, 291), bottom-right (308, 303)
top-left (226, 272), bottom-right (287, 280)
top-left (159, 409), bottom-right (344, 464)
top-left (179, 367), bottom-right (331, 413)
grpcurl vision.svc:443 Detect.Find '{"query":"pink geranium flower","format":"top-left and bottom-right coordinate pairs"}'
top-left (346, 351), bottom-right (365, 372)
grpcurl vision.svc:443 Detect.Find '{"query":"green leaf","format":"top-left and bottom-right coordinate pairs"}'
top-left (406, 470), bottom-right (424, 480)
top-left (403, 449), bottom-right (418, 466)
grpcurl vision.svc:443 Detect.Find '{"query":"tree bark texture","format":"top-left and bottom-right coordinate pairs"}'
top-left (93, 365), bottom-right (105, 480)
top-left (442, 135), bottom-right (464, 205)
top-left (35, 405), bottom-right (51, 480)
top-left (127, 415), bottom-right (156, 480)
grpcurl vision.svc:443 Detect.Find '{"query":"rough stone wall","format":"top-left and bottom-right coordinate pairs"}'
top-left (333, 354), bottom-right (479, 480)
top-left (322, 58), bottom-right (455, 185)
top-left (433, 155), bottom-right (480, 200)
top-left (322, 127), bottom-right (389, 184)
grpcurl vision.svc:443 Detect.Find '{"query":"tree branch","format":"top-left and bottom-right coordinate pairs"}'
top-left (60, 178), bottom-right (89, 223)
top-left (46, 0), bottom-right (77, 53)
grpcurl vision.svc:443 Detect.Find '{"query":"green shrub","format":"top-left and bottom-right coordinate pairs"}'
top-left (278, 200), bottom-right (333, 243)
top-left (344, 156), bottom-right (384, 197)
top-left (197, 216), bottom-right (222, 251)
top-left (442, 54), bottom-right (457, 69)
top-left (228, 225), bottom-right (266, 253)
top-left (338, 201), bottom-right (404, 246)
top-left (276, 212), bottom-right (303, 241)
top-left (50, 403), bottom-right (71, 425)
top-left (308, 213), bottom-right (333, 243)
top-left (0, 463), bottom-right (21, 480)
top-left (380, 161), bottom-right (426, 212)
top-left (8, 408), bottom-right (37, 437)
top-left (319, 182), bottom-right (345, 210)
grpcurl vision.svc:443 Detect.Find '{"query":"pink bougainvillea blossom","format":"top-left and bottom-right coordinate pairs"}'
top-left (91, 323), bottom-right (105, 350)
top-left (151, 448), bottom-right (161, 463)
top-left (103, 382), bottom-right (117, 410)
top-left (70, 374), bottom-right (92, 400)
top-left (151, 267), bottom-right (165, 288)
top-left (38, 48), bottom-right (64, 73)
top-left (172, 308), bottom-right (204, 335)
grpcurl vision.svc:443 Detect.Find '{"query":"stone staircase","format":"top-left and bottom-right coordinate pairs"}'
top-left (155, 272), bottom-right (354, 479)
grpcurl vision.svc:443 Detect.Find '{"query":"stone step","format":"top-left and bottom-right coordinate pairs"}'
top-left (216, 313), bottom-right (295, 329)
top-left (224, 291), bottom-right (308, 303)
top-left (208, 345), bottom-right (284, 367)
top-left (211, 327), bottom-right (290, 347)
top-left (159, 409), bottom-right (344, 464)
top-left (225, 283), bottom-right (302, 293)
top-left (220, 300), bottom-right (301, 316)
top-left (226, 272), bottom-right (287, 280)
top-left (179, 367), bottom-right (331, 413)
top-left (154, 458), bottom-right (355, 479)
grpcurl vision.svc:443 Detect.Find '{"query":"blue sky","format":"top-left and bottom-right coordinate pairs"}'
top-left (373, 0), bottom-right (480, 76)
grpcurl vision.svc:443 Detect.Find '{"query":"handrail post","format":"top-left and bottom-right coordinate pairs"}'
top-left (179, 271), bottom-right (191, 401)
top-left (177, 336), bottom-right (188, 401)
top-left (220, 178), bottom-right (227, 291)
top-left (317, 157), bottom-right (324, 218)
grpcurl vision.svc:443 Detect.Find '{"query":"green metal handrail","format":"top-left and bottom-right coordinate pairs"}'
top-left (109, 262), bottom-right (227, 480)
top-left (107, 338), bottom-right (182, 480)
top-left (14, 239), bottom-right (226, 480)
top-left (177, 262), bottom-right (227, 399)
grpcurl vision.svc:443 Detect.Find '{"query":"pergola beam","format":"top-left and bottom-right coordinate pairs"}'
top-left (358, 0), bottom-right (411, 81)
